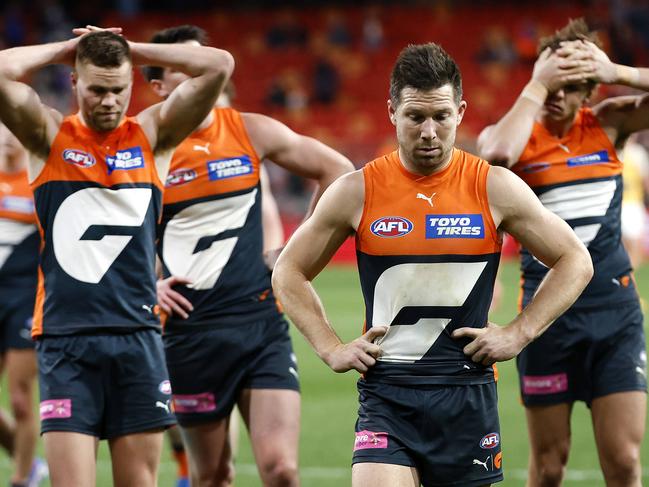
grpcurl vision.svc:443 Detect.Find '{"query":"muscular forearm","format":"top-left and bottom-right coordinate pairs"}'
top-left (129, 43), bottom-right (234, 77)
top-left (509, 249), bottom-right (593, 343)
top-left (0, 41), bottom-right (73, 80)
top-left (479, 82), bottom-right (546, 167)
top-left (272, 266), bottom-right (342, 361)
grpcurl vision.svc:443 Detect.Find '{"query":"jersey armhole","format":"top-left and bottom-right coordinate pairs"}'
top-left (132, 119), bottom-right (165, 191)
top-left (355, 165), bottom-right (373, 247)
top-left (479, 163), bottom-right (503, 248)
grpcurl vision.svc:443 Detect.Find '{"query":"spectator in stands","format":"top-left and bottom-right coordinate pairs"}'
top-left (362, 7), bottom-right (384, 52)
top-left (325, 9), bottom-right (351, 48)
top-left (476, 26), bottom-right (518, 66)
top-left (313, 56), bottom-right (339, 104)
top-left (266, 10), bottom-right (308, 49)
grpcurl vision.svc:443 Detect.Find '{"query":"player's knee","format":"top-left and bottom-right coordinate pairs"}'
top-left (9, 390), bottom-right (33, 422)
top-left (194, 460), bottom-right (234, 487)
top-left (530, 446), bottom-right (569, 486)
top-left (601, 447), bottom-right (641, 484)
top-left (259, 458), bottom-right (298, 486)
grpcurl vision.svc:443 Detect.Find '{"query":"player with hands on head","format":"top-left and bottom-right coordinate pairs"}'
top-left (273, 41), bottom-right (592, 487)
top-left (479, 18), bottom-right (649, 487)
top-left (145, 25), bottom-right (353, 487)
top-left (0, 25), bottom-right (233, 487)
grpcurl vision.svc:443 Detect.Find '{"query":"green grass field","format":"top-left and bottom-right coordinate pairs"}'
top-left (1, 260), bottom-right (647, 486)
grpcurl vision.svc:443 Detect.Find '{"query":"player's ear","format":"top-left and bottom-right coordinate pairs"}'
top-left (387, 99), bottom-right (397, 126)
top-left (456, 100), bottom-right (467, 126)
top-left (70, 71), bottom-right (77, 88)
top-left (149, 79), bottom-right (168, 99)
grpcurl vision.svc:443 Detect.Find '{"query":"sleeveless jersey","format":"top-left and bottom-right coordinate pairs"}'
top-left (356, 149), bottom-right (502, 385)
top-left (159, 108), bottom-right (275, 329)
top-left (0, 169), bottom-right (39, 290)
top-left (512, 108), bottom-right (634, 308)
top-left (30, 115), bottom-right (163, 337)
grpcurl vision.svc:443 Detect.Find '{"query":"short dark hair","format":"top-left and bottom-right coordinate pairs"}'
top-left (76, 31), bottom-right (131, 68)
top-left (389, 43), bottom-right (462, 107)
top-left (143, 25), bottom-right (209, 81)
top-left (537, 18), bottom-right (602, 54)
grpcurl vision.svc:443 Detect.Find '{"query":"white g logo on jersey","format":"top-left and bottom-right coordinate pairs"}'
top-left (52, 187), bottom-right (152, 283)
top-left (162, 189), bottom-right (257, 290)
top-left (373, 261), bottom-right (487, 362)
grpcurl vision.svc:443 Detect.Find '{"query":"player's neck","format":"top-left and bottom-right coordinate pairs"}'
top-left (541, 113), bottom-right (577, 139)
top-left (194, 109), bottom-right (215, 133)
top-left (398, 147), bottom-right (453, 177)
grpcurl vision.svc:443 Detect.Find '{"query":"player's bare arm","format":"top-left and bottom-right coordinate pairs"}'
top-left (260, 165), bottom-right (285, 269)
top-left (0, 39), bottom-right (78, 161)
top-left (584, 40), bottom-right (649, 144)
top-left (454, 166), bottom-right (593, 365)
top-left (135, 41), bottom-right (234, 168)
top-left (242, 112), bottom-right (355, 215)
top-left (478, 46), bottom-right (593, 167)
top-left (272, 171), bottom-right (387, 373)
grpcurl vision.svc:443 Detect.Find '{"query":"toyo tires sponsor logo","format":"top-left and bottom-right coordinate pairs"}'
top-left (370, 216), bottom-right (413, 238)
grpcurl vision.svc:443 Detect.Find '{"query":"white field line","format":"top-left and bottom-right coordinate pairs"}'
top-left (1, 457), bottom-right (647, 481)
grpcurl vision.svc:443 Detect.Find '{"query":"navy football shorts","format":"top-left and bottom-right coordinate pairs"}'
top-left (164, 313), bottom-right (299, 427)
top-left (517, 301), bottom-right (647, 406)
top-left (0, 291), bottom-right (35, 353)
top-left (353, 379), bottom-right (503, 487)
top-left (37, 329), bottom-right (176, 439)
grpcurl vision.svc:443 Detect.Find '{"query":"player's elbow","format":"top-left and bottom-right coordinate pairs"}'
top-left (479, 143), bottom-right (515, 167)
top-left (572, 244), bottom-right (594, 288)
top-left (330, 155), bottom-right (355, 179)
top-left (206, 49), bottom-right (235, 79)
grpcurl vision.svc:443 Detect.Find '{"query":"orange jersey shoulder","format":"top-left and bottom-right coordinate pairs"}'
top-left (31, 115), bottom-right (162, 191)
top-left (0, 169), bottom-right (35, 223)
top-left (357, 149), bottom-right (501, 256)
top-left (513, 108), bottom-right (621, 187)
top-left (163, 108), bottom-right (261, 204)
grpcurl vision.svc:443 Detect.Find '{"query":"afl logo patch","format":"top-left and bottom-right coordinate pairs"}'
top-left (370, 217), bottom-right (413, 238)
top-left (62, 149), bottom-right (95, 168)
top-left (158, 380), bottom-right (172, 395)
top-left (166, 168), bottom-right (198, 187)
top-left (480, 432), bottom-right (500, 449)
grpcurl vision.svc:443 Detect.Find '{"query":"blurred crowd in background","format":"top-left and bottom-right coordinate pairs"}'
top-left (1, 0), bottom-right (649, 258)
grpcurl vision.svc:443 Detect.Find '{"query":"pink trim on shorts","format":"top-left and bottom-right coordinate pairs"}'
top-left (172, 392), bottom-right (217, 413)
top-left (523, 373), bottom-right (568, 395)
top-left (40, 399), bottom-right (72, 420)
top-left (354, 430), bottom-right (389, 451)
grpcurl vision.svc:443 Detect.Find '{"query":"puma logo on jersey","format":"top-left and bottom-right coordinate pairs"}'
top-left (416, 192), bottom-right (436, 207)
top-left (155, 400), bottom-right (171, 414)
top-left (193, 142), bottom-right (210, 154)
top-left (142, 304), bottom-right (154, 314)
top-left (0, 182), bottom-right (12, 194)
top-left (473, 456), bottom-right (490, 471)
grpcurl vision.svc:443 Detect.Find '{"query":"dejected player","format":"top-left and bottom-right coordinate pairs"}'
top-left (272, 42), bottom-right (593, 487)
top-left (0, 26), bottom-right (233, 487)
top-left (479, 18), bottom-right (648, 487)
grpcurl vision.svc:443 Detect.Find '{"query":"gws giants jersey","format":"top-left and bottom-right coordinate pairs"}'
top-left (0, 169), bottom-right (38, 289)
top-left (159, 108), bottom-right (275, 328)
top-left (513, 108), bottom-right (633, 308)
top-left (356, 149), bottom-right (502, 385)
top-left (30, 116), bottom-right (163, 337)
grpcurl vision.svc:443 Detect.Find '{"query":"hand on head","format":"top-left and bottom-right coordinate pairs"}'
top-left (72, 25), bottom-right (123, 36)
